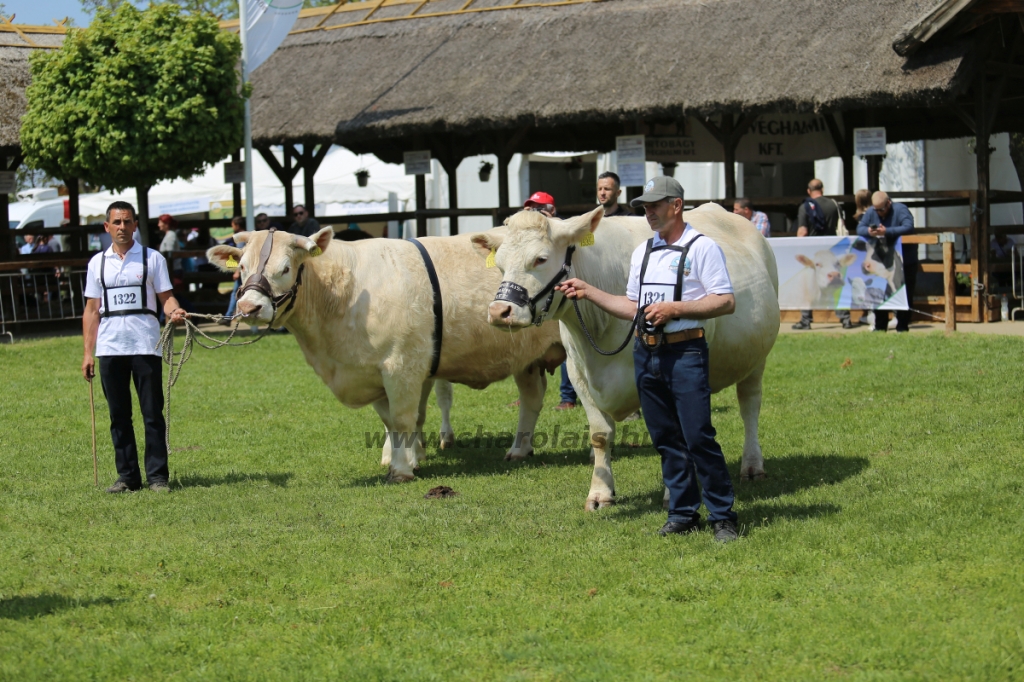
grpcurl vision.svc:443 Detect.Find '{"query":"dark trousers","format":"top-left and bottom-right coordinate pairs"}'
top-left (875, 258), bottom-right (918, 331)
top-left (559, 361), bottom-right (577, 404)
top-left (634, 337), bottom-right (736, 524)
top-left (800, 309), bottom-right (850, 325)
top-left (99, 355), bottom-right (168, 485)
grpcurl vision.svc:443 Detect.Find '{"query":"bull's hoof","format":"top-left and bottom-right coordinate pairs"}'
top-left (740, 468), bottom-right (767, 481)
top-left (504, 449), bottom-right (534, 462)
top-left (439, 433), bottom-right (455, 450)
top-left (386, 470), bottom-right (416, 483)
top-left (584, 494), bottom-right (616, 511)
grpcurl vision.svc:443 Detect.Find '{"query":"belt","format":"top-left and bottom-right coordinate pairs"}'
top-left (635, 327), bottom-right (704, 346)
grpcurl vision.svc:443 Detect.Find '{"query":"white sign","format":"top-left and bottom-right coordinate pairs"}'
top-left (616, 135), bottom-right (646, 187)
top-left (244, 0), bottom-right (303, 73)
top-left (152, 197), bottom-right (213, 217)
top-left (0, 171), bottom-right (15, 194)
top-left (224, 162), bottom-right (245, 184)
top-left (854, 127), bottom-right (887, 156)
top-left (404, 150), bottom-right (431, 176)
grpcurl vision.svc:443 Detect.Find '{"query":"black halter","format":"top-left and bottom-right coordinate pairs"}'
top-left (494, 245), bottom-right (576, 326)
top-left (236, 227), bottom-right (306, 320)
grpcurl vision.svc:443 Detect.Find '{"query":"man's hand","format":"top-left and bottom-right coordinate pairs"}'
top-left (868, 225), bottom-right (887, 237)
top-left (83, 356), bottom-right (95, 382)
top-left (796, 226), bottom-right (809, 237)
top-left (557, 278), bottom-right (590, 301)
top-left (169, 308), bottom-right (188, 325)
top-left (644, 302), bottom-right (680, 327)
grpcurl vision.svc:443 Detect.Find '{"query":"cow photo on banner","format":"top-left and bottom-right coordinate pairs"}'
top-left (771, 236), bottom-right (909, 311)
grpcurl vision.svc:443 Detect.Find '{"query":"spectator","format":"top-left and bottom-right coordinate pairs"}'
top-left (792, 179), bottom-right (853, 330)
top-left (157, 214), bottom-right (181, 273)
top-left (255, 213), bottom-right (283, 231)
top-left (853, 189), bottom-right (872, 223)
top-left (219, 217), bottom-right (246, 325)
top-left (732, 198), bottom-right (770, 237)
top-left (857, 191), bottom-right (917, 333)
top-left (991, 233), bottom-right (1016, 262)
top-left (224, 216), bottom-right (246, 247)
top-left (34, 234), bottom-right (54, 254)
top-left (597, 172), bottom-right (632, 218)
top-left (289, 204), bottom-right (321, 237)
top-left (19, 234), bottom-right (35, 255)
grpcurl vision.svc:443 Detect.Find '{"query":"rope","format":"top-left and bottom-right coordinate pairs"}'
top-left (570, 298), bottom-right (640, 356)
top-left (156, 313), bottom-right (271, 456)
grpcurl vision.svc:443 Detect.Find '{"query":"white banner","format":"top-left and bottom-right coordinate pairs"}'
top-left (770, 235), bottom-right (909, 311)
top-left (244, 0), bottom-right (303, 73)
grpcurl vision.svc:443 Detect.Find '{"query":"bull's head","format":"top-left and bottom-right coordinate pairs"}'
top-left (471, 207), bottom-right (603, 328)
top-left (207, 227), bottom-right (334, 325)
top-left (796, 251), bottom-right (857, 290)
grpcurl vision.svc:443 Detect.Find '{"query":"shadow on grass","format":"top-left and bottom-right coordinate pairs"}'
top-left (0, 594), bottom-right (118, 620)
top-left (740, 502), bottom-right (842, 526)
top-left (173, 471), bottom-right (293, 489)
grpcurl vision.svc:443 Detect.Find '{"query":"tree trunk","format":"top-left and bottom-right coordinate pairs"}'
top-left (136, 185), bottom-right (150, 247)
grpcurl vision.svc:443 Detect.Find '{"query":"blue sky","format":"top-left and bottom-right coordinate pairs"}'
top-left (5, 0), bottom-right (90, 26)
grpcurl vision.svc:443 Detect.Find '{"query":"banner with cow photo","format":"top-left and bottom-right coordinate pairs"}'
top-left (769, 236), bottom-right (909, 311)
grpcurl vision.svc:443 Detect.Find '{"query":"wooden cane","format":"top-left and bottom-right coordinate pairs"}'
top-left (88, 377), bottom-right (98, 487)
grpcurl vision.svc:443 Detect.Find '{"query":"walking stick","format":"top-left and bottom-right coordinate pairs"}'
top-left (88, 377), bottom-right (98, 487)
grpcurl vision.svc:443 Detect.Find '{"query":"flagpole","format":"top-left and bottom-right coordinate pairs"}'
top-left (238, 0), bottom-right (256, 232)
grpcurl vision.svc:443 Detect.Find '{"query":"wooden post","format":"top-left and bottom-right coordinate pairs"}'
top-left (866, 156), bottom-right (881, 192)
top-left (416, 173), bottom-right (427, 238)
top-left (231, 149), bottom-right (242, 217)
top-left (975, 77), bottom-right (991, 323)
top-left (0, 150), bottom-right (23, 262)
top-left (447, 160), bottom-right (459, 236)
top-left (498, 152), bottom-right (511, 209)
top-left (136, 185), bottom-right (150, 247)
top-left (67, 177), bottom-right (81, 253)
top-left (969, 189), bottom-right (980, 322)
top-left (722, 114), bottom-right (736, 200)
top-left (302, 144), bottom-right (331, 219)
top-left (283, 143), bottom-right (294, 218)
top-left (943, 237), bottom-right (957, 333)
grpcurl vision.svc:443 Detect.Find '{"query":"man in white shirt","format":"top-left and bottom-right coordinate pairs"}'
top-left (82, 201), bottom-right (188, 493)
top-left (556, 177), bottom-right (739, 543)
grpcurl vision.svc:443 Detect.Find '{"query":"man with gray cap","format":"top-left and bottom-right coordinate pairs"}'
top-left (556, 176), bottom-right (739, 543)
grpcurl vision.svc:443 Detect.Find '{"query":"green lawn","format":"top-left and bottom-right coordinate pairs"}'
top-left (1, 331), bottom-right (1022, 680)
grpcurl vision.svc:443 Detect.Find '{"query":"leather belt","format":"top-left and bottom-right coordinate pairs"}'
top-left (636, 327), bottom-right (704, 346)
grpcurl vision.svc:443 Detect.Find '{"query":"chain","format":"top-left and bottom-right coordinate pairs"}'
top-left (156, 314), bottom-right (271, 456)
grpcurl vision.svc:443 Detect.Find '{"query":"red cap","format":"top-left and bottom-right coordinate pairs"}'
top-left (524, 191), bottom-right (555, 209)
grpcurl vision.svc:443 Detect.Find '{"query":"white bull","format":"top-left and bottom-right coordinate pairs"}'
top-left (471, 205), bottom-right (779, 510)
top-left (778, 250), bottom-right (857, 310)
top-left (208, 228), bottom-right (564, 482)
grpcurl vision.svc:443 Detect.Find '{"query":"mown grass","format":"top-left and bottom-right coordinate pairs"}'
top-left (0, 330), bottom-right (1022, 680)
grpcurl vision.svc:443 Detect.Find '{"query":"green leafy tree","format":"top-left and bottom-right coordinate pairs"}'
top-left (22, 3), bottom-right (245, 239)
top-left (81, 0), bottom-right (239, 20)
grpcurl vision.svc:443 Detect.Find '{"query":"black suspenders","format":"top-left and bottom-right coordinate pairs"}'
top-left (100, 246), bottom-right (157, 318)
top-left (637, 234), bottom-right (702, 304)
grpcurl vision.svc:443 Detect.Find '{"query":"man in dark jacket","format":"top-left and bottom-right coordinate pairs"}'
top-left (857, 191), bottom-right (916, 333)
top-left (792, 179), bottom-right (854, 330)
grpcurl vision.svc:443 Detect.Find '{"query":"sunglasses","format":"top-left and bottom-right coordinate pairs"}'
top-left (293, 210), bottom-right (306, 216)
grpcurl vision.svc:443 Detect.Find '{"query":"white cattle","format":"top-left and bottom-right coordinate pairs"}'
top-left (471, 204), bottom-right (779, 510)
top-left (778, 249), bottom-right (857, 309)
top-left (208, 228), bottom-right (564, 482)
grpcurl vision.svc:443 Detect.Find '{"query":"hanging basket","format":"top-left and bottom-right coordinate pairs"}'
top-left (355, 169), bottom-right (370, 187)
top-left (478, 161), bottom-right (494, 182)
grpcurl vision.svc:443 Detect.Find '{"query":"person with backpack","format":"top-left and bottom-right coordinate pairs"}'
top-left (791, 179), bottom-right (856, 330)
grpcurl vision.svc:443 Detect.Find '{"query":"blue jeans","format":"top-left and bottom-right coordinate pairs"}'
top-left (225, 278), bottom-right (240, 317)
top-left (634, 337), bottom-right (736, 524)
top-left (559, 362), bottom-right (577, 404)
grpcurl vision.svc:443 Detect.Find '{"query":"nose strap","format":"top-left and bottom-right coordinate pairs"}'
top-left (238, 227), bottom-right (278, 301)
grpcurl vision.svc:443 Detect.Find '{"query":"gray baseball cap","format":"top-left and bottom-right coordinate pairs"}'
top-left (629, 176), bottom-right (686, 207)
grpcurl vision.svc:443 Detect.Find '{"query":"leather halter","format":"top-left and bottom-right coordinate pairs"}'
top-left (494, 244), bottom-right (575, 326)
top-left (236, 227), bottom-right (306, 320)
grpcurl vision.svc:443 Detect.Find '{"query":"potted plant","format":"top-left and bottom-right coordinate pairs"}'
top-left (355, 169), bottom-right (370, 187)
top-left (565, 156), bottom-right (584, 181)
top-left (478, 161), bottom-right (494, 182)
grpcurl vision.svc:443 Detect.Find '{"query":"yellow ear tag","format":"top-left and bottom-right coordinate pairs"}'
top-left (485, 249), bottom-right (497, 268)
top-left (225, 256), bottom-right (238, 269)
top-left (579, 232), bottom-right (595, 247)
top-left (310, 246), bottom-right (323, 257)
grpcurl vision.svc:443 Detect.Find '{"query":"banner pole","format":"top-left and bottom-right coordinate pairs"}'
top-left (239, 0), bottom-right (256, 232)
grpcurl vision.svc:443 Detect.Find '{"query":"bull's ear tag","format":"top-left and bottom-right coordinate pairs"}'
top-left (579, 232), bottom-right (595, 247)
top-left (309, 246), bottom-right (323, 257)
top-left (225, 256), bottom-right (238, 269)
top-left (486, 249), bottom-right (496, 268)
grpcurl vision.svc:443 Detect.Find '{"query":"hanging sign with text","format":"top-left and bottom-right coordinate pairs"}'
top-left (854, 127), bottom-right (887, 156)
top-left (616, 135), bottom-right (646, 187)
top-left (404, 150), bottom-right (432, 176)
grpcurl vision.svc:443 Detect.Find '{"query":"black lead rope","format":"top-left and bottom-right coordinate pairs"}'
top-left (411, 239), bottom-right (444, 377)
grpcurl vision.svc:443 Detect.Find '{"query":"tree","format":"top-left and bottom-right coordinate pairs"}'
top-left (22, 3), bottom-right (245, 241)
top-left (80, 0), bottom-right (240, 21)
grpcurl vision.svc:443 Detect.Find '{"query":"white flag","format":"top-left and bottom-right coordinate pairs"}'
top-left (244, 0), bottom-right (303, 73)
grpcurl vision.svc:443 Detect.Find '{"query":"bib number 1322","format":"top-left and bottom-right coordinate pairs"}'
top-left (113, 292), bottom-right (137, 306)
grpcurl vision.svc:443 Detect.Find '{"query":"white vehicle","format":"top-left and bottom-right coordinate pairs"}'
top-left (9, 188), bottom-right (67, 252)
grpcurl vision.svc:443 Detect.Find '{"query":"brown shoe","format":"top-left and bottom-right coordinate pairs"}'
top-left (554, 401), bottom-right (576, 411)
top-left (148, 480), bottom-right (171, 493)
top-left (106, 480), bottom-right (141, 493)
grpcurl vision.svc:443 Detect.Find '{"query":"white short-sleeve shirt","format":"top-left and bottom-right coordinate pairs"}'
top-left (84, 241), bottom-right (173, 357)
top-left (626, 224), bottom-right (733, 333)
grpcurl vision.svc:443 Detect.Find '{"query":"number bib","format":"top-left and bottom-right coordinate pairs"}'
top-left (105, 285), bottom-right (144, 313)
top-left (639, 283), bottom-right (675, 307)
top-left (99, 246), bottom-right (158, 319)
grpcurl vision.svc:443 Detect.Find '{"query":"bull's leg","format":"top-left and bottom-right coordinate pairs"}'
top-left (578, 395), bottom-right (616, 511)
top-left (382, 379), bottom-right (422, 483)
top-left (371, 398), bottom-right (393, 468)
top-left (506, 366), bottom-right (546, 461)
top-left (413, 381), bottom-right (433, 467)
top-left (736, 360), bottom-right (767, 481)
top-left (434, 379), bottom-right (455, 450)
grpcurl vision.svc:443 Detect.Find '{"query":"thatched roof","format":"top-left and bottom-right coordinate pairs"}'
top-left (249, 0), bottom-right (985, 159)
top-left (0, 29), bottom-right (65, 150)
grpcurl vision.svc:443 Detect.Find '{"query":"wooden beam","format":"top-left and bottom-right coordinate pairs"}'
top-left (892, 0), bottom-right (977, 56)
top-left (948, 104), bottom-right (977, 133)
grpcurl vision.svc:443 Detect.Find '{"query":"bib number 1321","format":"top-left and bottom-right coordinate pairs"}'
top-left (642, 291), bottom-right (666, 305)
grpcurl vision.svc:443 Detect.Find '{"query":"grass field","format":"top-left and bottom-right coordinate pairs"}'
top-left (1, 330), bottom-right (1022, 680)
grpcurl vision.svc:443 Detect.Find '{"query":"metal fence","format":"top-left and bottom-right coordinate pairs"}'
top-left (0, 267), bottom-right (89, 340)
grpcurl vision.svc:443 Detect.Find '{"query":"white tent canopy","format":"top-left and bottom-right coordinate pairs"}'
top-left (76, 146), bottom-right (415, 221)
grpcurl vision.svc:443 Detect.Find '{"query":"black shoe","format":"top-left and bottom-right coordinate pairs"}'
top-left (895, 327), bottom-right (910, 333)
top-left (712, 519), bottom-right (739, 543)
top-left (658, 518), bottom-right (702, 536)
top-left (842, 320), bottom-right (855, 330)
top-left (791, 321), bottom-right (811, 330)
top-left (106, 479), bottom-right (141, 494)
top-left (148, 479), bottom-right (170, 493)
top-left (872, 328), bottom-right (887, 333)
